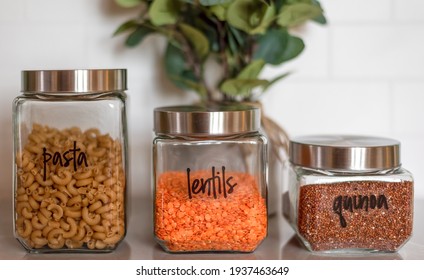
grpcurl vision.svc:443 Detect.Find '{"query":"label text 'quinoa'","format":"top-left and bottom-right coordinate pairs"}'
top-left (332, 193), bottom-right (389, 227)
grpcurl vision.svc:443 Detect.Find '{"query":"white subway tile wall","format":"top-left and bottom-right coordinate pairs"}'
top-left (0, 0), bottom-right (24, 21)
top-left (0, 0), bottom-right (423, 199)
top-left (394, 0), bottom-right (424, 21)
top-left (332, 25), bottom-right (424, 78)
top-left (324, 0), bottom-right (392, 22)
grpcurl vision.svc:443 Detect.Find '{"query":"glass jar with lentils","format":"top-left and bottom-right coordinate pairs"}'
top-left (153, 104), bottom-right (268, 253)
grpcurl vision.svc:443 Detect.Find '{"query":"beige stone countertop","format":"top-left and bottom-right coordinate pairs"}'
top-left (0, 195), bottom-right (423, 260)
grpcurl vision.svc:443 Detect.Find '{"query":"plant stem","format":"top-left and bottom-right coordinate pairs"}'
top-left (215, 20), bottom-right (229, 82)
top-left (244, 36), bottom-right (254, 68)
top-left (175, 25), bottom-right (213, 101)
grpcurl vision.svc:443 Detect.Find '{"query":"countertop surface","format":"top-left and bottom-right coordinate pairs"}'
top-left (1, 196), bottom-right (423, 260)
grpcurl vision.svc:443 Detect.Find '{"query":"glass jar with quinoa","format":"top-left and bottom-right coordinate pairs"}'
top-left (287, 135), bottom-right (413, 253)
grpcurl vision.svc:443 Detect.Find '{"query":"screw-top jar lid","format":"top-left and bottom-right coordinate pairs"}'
top-left (290, 135), bottom-right (401, 172)
top-left (21, 69), bottom-right (127, 93)
top-left (154, 104), bottom-right (260, 136)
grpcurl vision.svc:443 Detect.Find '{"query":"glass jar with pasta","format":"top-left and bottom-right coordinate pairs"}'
top-left (13, 69), bottom-right (128, 253)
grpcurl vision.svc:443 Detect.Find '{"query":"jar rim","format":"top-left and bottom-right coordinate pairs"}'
top-left (154, 104), bottom-right (260, 136)
top-left (290, 135), bottom-right (401, 171)
top-left (21, 69), bottom-right (127, 93)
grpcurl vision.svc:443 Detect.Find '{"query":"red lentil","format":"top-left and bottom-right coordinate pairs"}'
top-left (155, 170), bottom-right (267, 252)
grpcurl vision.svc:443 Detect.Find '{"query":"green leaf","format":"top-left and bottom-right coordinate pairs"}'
top-left (210, 5), bottom-right (227, 21)
top-left (311, 0), bottom-right (327, 24)
top-left (227, 28), bottom-right (239, 56)
top-left (179, 23), bottom-right (210, 60)
top-left (275, 0), bottom-right (284, 11)
top-left (282, 35), bottom-right (305, 62)
top-left (149, 0), bottom-right (180, 26)
top-left (164, 43), bottom-right (206, 96)
top-left (237, 60), bottom-right (265, 79)
top-left (164, 43), bottom-right (189, 81)
top-left (227, 0), bottom-right (276, 35)
top-left (220, 78), bottom-right (269, 97)
top-left (228, 25), bottom-right (245, 46)
top-left (200, 0), bottom-right (232, 6)
top-left (277, 3), bottom-right (323, 27)
top-left (225, 25), bottom-right (245, 56)
top-left (125, 26), bottom-right (152, 47)
top-left (259, 0), bottom-right (272, 6)
top-left (263, 72), bottom-right (291, 91)
top-left (194, 18), bottom-right (220, 52)
top-left (313, 13), bottom-right (327, 24)
top-left (172, 77), bottom-right (208, 97)
top-left (286, 0), bottom-right (313, 4)
top-left (253, 28), bottom-right (288, 64)
top-left (253, 28), bottom-right (304, 65)
top-left (115, 0), bottom-right (143, 8)
top-left (113, 20), bottom-right (139, 36)
top-left (221, 70), bottom-right (290, 97)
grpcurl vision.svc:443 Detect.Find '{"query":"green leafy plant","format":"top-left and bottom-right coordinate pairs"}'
top-left (114, 0), bottom-right (326, 102)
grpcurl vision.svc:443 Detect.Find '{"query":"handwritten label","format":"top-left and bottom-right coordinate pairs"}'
top-left (42, 141), bottom-right (88, 181)
top-left (186, 166), bottom-right (237, 199)
top-left (333, 194), bottom-right (389, 227)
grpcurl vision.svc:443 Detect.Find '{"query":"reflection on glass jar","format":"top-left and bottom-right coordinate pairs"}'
top-left (13, 69), bottom-right (128, 253)
top-left (287, 135), bottom-right (413, 253)
top-left (153, 104), bottom-right (268, 253)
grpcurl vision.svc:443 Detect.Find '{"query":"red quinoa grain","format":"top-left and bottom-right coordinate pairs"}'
top-left (297, 181), bottom-right (413, 252)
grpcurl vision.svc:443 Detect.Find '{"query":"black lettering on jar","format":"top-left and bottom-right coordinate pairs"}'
top-left (42, 141), bottom-right (88, 181)
top-left (333, 194), bottom-right (389, 228)
top-left (333, 196), bottom-right (347, 228)
top-left (353, 195), bottom-right (369, 211)
top-left (187, 166), bottom-right (238, 199)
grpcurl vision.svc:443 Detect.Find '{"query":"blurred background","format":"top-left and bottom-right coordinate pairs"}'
top-left (0, 0), bottom-right (423, 205)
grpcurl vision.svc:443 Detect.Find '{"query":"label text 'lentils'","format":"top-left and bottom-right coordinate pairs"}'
top-left (186, 166), bottom-right (237, 199)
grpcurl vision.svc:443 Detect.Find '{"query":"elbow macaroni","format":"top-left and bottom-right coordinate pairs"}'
top-left (51, 170), bottom-right (73, 185)
top-left (14, 125), bottom-right (126, 251)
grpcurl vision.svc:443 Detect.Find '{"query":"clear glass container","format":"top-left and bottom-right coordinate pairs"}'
top-left (287, 135), bottom-right (413, 253)
top-left (13, 69), bottom-right (128, 253)
top-left (153, 104), bottom-right (268, 253)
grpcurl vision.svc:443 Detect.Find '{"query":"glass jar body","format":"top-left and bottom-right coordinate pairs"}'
top-left (153, 132), bottom-right (268, 253)
top-left (13, 91), bottom-right (128, 253)
top-left (288, 165), bottom-right (414, 253)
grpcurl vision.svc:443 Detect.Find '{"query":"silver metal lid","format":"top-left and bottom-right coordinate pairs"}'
top-left (290, 135), bottom-right (401, 171)
top-left (154, 104), bottom-right (260, 136)
top-left (21, 69), bottom-right (127, 93)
